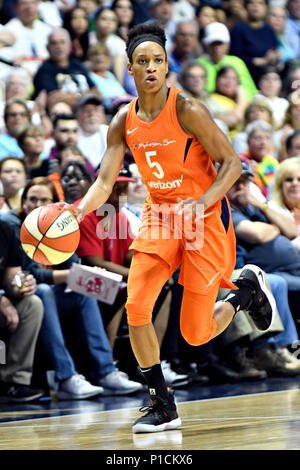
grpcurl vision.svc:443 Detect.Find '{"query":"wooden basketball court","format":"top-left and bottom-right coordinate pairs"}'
top-left (1, 385), bottom-right (300, 450)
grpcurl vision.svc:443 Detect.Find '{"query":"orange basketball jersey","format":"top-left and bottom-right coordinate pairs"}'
top-left (124, 87), bottom-right (237, 291)
top-left (125, 86), bottom-right (218, 206)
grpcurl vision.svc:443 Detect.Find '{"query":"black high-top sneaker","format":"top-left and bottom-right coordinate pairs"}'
top-left (132, 390), bottom-right (181, 433)
top-left (233, 264), bottom-right (275, 331)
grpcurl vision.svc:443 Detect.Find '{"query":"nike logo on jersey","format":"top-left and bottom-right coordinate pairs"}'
top-left (127, 127), bottom-right (139, 135)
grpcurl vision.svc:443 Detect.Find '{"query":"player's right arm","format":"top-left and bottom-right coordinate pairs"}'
top-left (73, 106), bottom-right (128, 220)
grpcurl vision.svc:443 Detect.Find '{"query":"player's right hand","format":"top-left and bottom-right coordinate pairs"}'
top-left (55, 202), bottom-right (84, 222)
top-left (175, 197), bottom-right (205, 222)
top-left (70, 205), bottom-right (84, 222)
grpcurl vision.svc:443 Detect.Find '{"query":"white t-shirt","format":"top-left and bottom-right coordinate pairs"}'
top-left (38, 2), bottom-right (63, 27)
top-left (255, 93), bottom-right (289, 129)
top-left (0, 18), bottom-right (52, 74)
top-left (122, 204), bottom-right (142, 238)
top-left (172, 0), bottom-right (196, 23)
top-left (77, 124), bottom-right (109, 169)
top-left (90, 32), bottom-right (126, 60)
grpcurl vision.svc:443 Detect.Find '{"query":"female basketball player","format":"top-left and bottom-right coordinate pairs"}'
top-left (70, 22), bottom-right (275, 433)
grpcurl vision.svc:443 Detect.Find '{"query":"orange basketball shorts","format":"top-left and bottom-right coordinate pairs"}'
top-left (126, 250), bottom-right (222, 346)
top-left (125, 197), bottom-right (237, 346)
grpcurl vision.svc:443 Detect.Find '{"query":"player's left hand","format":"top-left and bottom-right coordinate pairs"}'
top-left (175, 197), bottom-right (205, 222)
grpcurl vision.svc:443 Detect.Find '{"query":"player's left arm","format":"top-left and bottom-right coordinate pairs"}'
top-left (176, 94), bottom-right (242, 217)
top-left (70, 105), bottom-right (128, 221)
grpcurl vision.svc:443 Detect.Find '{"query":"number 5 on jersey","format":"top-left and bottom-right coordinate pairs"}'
top-left (145, 151), bottom-right (164, 179)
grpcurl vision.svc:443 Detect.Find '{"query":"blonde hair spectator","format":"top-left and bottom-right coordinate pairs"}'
top-left (271, 156), bottom-right (300, 207)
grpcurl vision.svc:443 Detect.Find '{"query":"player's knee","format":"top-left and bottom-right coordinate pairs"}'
top-left (180, 323), bottom-right (215, 346)
top-left (126, 302), bottom-right (152, 327)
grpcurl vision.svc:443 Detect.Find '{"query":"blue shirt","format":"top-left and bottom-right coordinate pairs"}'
top-left (230, 21), bottom-right (279, 84)
top-left (168, 51), bottom-right (195, 75)
top-left (285, 16), bottom-right (300, 58)
top-left (231, 204), bottom-right (300, 273)
top-left (32, 57), bottom-right (94, 99)
top-left (0, 133), bottom-right (49, 160)
top-left (0, 134), bottom-right (23, 159)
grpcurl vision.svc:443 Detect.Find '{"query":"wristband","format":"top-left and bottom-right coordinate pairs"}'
top-left (262, 202), bottom-right (268, 211)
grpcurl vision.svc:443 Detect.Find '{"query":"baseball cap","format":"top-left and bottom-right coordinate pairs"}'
top-left (203, 22), bottom-right (230, 46)
top-left (116, 166), bottom-right (136, 182)
top-left (240, 160), bottom-right (254, 178)
top-left (109, 95), bottom-right (135, 116)
top-left (75, 94), bottom-right (102, 112)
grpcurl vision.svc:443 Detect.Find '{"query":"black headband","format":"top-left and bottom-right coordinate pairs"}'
top-left (127, 35), bottom-right (166, 62)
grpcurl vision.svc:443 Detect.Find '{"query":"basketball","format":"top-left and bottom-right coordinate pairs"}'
top-left (20, 204), bottom-right (80, 265)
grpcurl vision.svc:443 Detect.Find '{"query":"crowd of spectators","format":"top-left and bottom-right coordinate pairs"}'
top-left (2, 0), bottom-right (300, 403)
